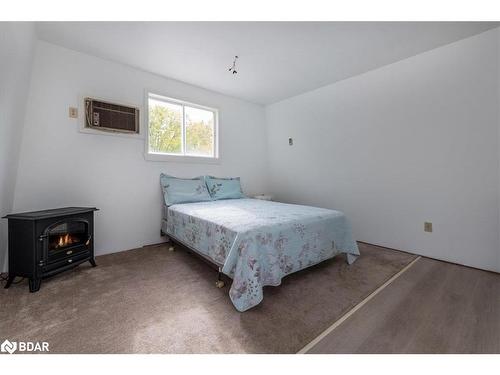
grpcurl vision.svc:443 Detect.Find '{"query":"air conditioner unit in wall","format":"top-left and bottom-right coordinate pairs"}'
top-left (84, 97), bottom-right (140, 134)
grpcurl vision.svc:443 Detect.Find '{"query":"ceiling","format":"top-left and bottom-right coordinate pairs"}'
top-left (36, 22), bottom-right (499, 105)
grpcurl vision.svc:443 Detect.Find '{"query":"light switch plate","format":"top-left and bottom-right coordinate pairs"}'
top-left (424, 222), bottom-right (433, 232)
top-left (69, 107), bottom-right (78, 118)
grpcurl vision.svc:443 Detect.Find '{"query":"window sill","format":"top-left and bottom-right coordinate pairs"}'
top-left (144, 152), bottom-right (221, 164)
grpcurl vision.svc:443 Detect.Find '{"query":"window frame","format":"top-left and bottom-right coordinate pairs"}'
top-left (144, 92), bottom-right (220, 163)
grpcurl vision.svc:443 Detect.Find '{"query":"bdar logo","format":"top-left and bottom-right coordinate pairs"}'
top-left (1, 339), bottom-right (17, 354)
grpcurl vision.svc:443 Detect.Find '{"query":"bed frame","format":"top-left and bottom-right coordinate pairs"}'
top-left (160, 225), bottom-right (226, 288)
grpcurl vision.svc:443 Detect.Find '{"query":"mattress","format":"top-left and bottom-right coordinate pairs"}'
top-left (164, 198), bottom-right (359, 311)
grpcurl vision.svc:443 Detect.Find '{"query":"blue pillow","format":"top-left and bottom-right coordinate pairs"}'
top-left (160, 174), bottom-right (212, 206)
top-left (205, 176), bottom-right (245, 200)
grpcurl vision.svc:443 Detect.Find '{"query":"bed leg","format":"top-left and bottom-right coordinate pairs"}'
top-left (160, 231), bottom-right (173, 250)
top-left (215, 268), bottom-right (225, 288)
top-left (161, 230), bottom-right (170, 242)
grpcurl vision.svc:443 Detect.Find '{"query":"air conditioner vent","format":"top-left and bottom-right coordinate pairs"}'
top-left (84, 97), bottom-right (139, 134)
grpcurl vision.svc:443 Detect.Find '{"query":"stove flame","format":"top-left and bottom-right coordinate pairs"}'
top-left (56, 233), bottom-right (76, 248)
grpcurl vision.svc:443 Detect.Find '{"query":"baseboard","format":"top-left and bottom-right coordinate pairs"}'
top-left (357, 240), bottom-right (499, 275)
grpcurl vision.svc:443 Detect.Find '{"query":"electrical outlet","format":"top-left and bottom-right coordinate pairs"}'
top-left (69, 107), bottom-right (78, 118)
top-left (424, 222), bottom-right (433, 233)
top-left (288, 137), bottom-right (293, 146)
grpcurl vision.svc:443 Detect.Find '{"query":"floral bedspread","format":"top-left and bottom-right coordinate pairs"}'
top-left (165, 198), bottom-right (359, 311)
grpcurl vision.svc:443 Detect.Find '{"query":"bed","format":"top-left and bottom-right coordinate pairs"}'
top-left (161, 198), bottom-right (359, 312)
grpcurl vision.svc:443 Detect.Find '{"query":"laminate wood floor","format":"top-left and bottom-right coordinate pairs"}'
top-left (306, 257), bottom-right (500, 353)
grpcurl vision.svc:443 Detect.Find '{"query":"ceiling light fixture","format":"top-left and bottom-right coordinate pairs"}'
top-left (228, 55), bottom-right (238, 75)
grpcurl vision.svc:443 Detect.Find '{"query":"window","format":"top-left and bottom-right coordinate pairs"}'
top-left (147, 93), bottom-right (218, 160)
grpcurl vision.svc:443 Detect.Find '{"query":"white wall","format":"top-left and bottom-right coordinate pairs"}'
top-left (6, 29), bottom-right (500, 273)
top-left (13, 41), bottom-right (268, 258)
top-left (497, 31), bottom-right (500, 274)
top-left (266, 28), bottom-right (500, 272)
top-left (0, 23), bottom-right (36, 272)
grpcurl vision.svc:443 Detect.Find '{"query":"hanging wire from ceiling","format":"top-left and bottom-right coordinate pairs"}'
top-left (228, 55), bottom-right (238, 75)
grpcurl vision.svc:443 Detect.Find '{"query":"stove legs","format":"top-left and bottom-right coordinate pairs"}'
top-left (4, 275), bottom-right (15, 289)
top-left (4, 276), bottom-right (41, 292)
top-left (29, 278), bottom-right (41, 293)
top-left (89, 258), bottom-right (97, 267)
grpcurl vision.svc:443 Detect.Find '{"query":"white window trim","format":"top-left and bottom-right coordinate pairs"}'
top-left (144, 91), bottom-right (220, 164)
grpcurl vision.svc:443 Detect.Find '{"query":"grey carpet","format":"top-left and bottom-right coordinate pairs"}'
top-left (0, 242), bottom-right (416, 353)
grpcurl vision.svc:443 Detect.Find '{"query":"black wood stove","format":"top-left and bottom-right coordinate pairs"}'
top-left (3, 207), bottom-right (98, 292)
